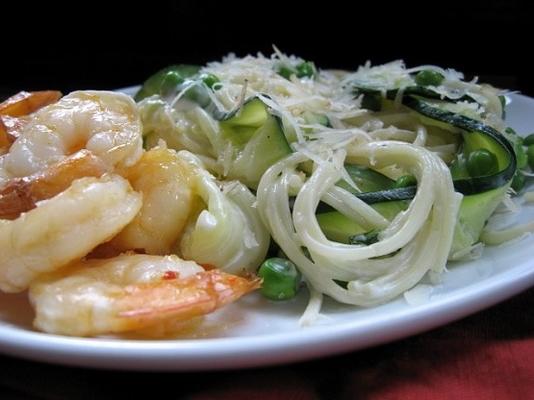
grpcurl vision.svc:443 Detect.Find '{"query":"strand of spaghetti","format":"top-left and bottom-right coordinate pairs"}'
top-left (368, 128), bottom-right (416, 142)
top-left (413, 124), bottom-right (427, 146)
top-left (190, 107), bottom-right (224, 158)
top-left (308, 239), bottom-right (418, 281)
top-left (299, 286), bottom-right (323, 326)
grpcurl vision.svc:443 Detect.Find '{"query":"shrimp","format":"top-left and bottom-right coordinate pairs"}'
top-left (110, 146), bottom-right (195, 255)
top-left (0, 90), bottom-right (143, 185)
top-left (29, 254), bottom-right (260, 336)
top-left (0, 150), bottom-right (108, 220)
top-left (0, 174), bottom-right (142, 293)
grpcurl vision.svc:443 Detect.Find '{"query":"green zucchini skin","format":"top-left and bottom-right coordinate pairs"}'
top-left (355, 187), bottom-right (417, 204)
top-left (316, 165), bottom-right (414, 214)
top-left (403, 97), bottom-right (516, 195)
top-left (338, 165), bottom-right (416, 204)
top-left (351, 85), bottom-right (517, 198)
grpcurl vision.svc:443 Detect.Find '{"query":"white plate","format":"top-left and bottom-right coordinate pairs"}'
top-left (1, 92), bottom-right (534, 371)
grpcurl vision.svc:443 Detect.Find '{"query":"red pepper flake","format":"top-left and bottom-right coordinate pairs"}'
top-left (162, 271), bottom-right (178, 280)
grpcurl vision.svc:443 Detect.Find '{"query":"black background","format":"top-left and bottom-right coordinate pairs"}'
top-left (0, 2), bottom-right (533, 398)
top-left (1, 0), bottom-right (531, 97)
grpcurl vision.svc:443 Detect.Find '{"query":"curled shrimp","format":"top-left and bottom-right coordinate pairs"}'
top-left (0, 174), bottom-right (142, 293)
top-left (110, 146), bottom-right (195, 255)
top-left (29, 254), bottom-right (260, 337)
top-left (0, 91), bottom-right (143, 186)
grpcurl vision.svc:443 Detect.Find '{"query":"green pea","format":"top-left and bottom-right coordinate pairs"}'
top-left (511, 172), bottom-right (525, 192)
top-left (394, 174), bottom-right (417, 188)
top-left (276, 64), bottom-right (296, 80)
top-left (276, 61), bottom-right (315, 80)
top-left (200, 73), bottom-right (220, 89)
top-left (160, 71), bottom-right (184, 96)
top-left (415, 70), bottom-right (445, 86)
top-left (258, 258), bottom-right (301, 301)
top-left (527, 145), bottom-right (534, 170)
top-left (466, 149), bottom-right (498, 177)
top-left (523, 134), bottom-right (534, 147)
top-left (296, 61), bottom-right (315, 78)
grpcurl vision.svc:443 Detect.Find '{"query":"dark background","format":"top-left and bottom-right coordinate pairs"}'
top-left (1, 0), bottom-right (531, 98)
top-left (1, 2), bottom-right (533, 398)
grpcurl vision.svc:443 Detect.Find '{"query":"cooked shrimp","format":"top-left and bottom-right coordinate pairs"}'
top-left (29, 254), bottom-right (260, 336)
top-left (0, 91), bottom-right (142, 184)
top-left (0, 150), bottom-right (108, 220)
top-left (110, 146), bottom-right (195, 254)
top-left (0, 174), bottom-right (142, 293)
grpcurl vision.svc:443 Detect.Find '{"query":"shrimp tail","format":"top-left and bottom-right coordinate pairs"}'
top-left (116, 270), bottom-right (260, 329)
